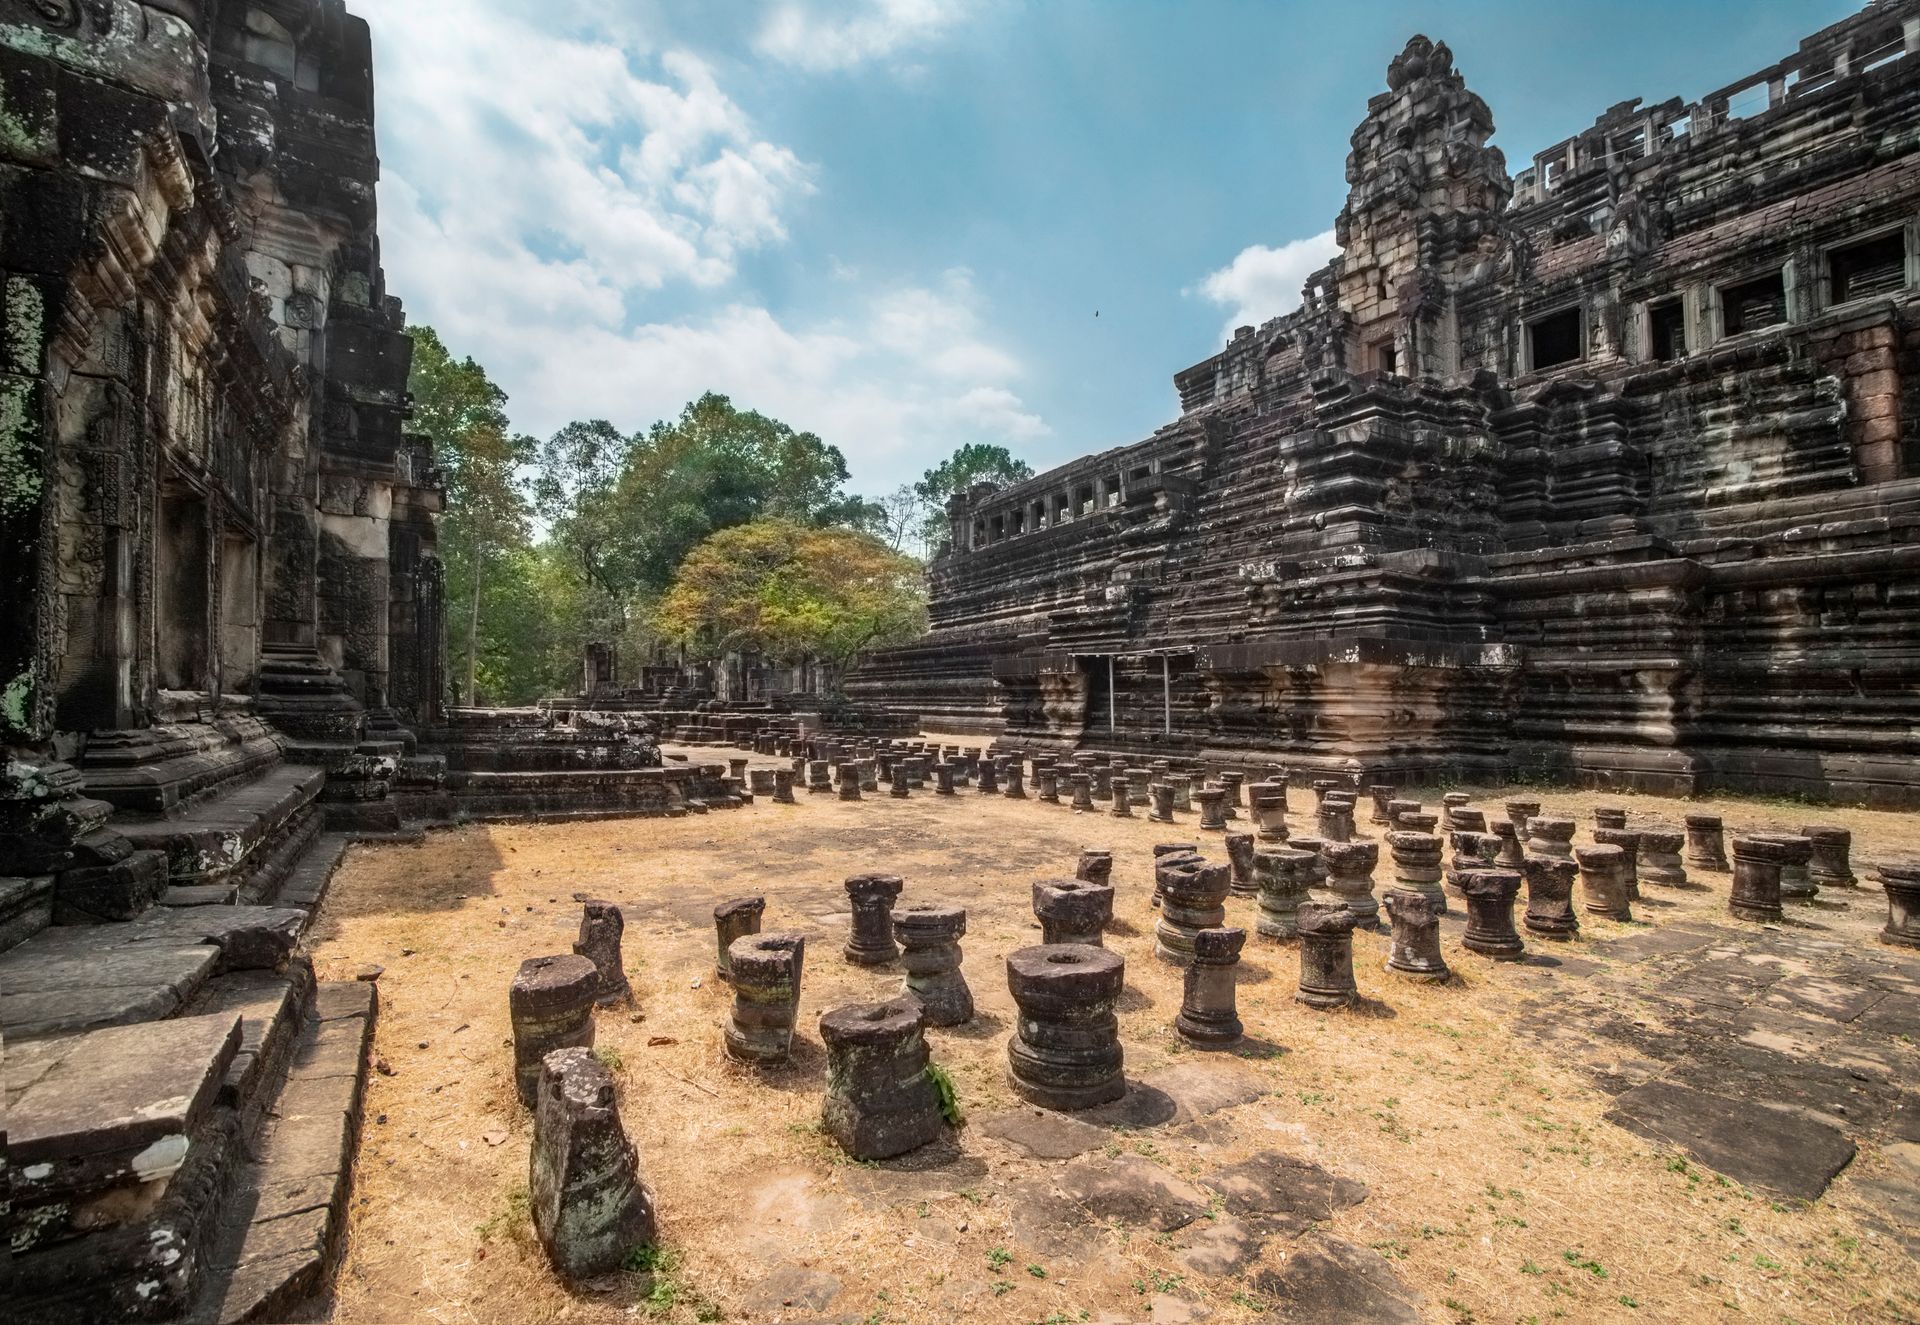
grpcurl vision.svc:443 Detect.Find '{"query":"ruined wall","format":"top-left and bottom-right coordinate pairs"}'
top-left (850, 1), bottom-right (1920, 805)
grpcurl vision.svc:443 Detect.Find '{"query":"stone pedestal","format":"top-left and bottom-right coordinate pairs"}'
top-left (530, 1047), bottom-right (656, 1282)
top-left (1367, 784), bottom-right (1397, 827)
top-left (1003, 763), bottom-right (1027, 799)
top-left (1492, 821), bottom-right (1525, 868)
top-left (1150, 782), bottom-right (1176, 821)
top-left (807, 760), bottom-right (833, 793)
top-left (1153, 843), bottom-right (1202, 908)
top-left (1459, 870), bottom-right (1525, 960)
top-left (1873, 861), bottom-right (1920, 949)
top-left (1035, 768), bottom-right (1059, 802)
top-left (1109, 776), bottom-right (1135, 817)
top-left (1521, 857), bottom-right (1579, 939)
top-left (714, 895), bottom-right (765, 980)
top-left (1006, 944), bottom-right (1126, 1110)
top-left (819, 998), bottom-right (945, 1160)
top-left (1803, 824), bottom-right (1855, 889)
top-left (1446, 830), bottom-right (1501, 895)
top-left (977, 761), bottom-right (1000, 794)
top-left (511, 955), bottom-right (599, 1108)
top-left (1637, 828), bottom-right (1687, 887)
top-left (749, 768), bottom-right (776, 796)
top-left (1440, 792), bottom-right (1472, 831)
top-left (1076, 848), bottom-right (1113, 886)
top-left (725, 933), bottom-right (805, 1063)
top-left (935, 761), bottom-right (956, 795)
top-left (1575, 844), bottom-right (1632, 921)
top-left (1250, 785), bottom-right (1289, 841)
top-left (1069, 773), bottom-right (1094, 810)
top-left (1169, 774), bottom-right (1193, 812)
top-left (572, 900), bottom-right (631, 1006)
top-left (1219, 771), bottom-right (1245, 813)
top-left (1312, 779), bottom-right (1342, 807)
top-left (772, 768), bottom-right (796, 803)
top-left (1504, 800), bottom-right (1540, 840)
top-left (1156, 859), bottom-right (1231, 964)
top-left (1091, 765), bottom-right (1112, 801)
top-left (1323, 840), bottom-right (1381, 925)
top-left (1730, 835), bottom-right (1809, 923)
top-left (1383, 887), bottom-right (1449, 981)
top-left (1685, 814), bottom-right (1728, 871)
top-left (1387, 830), bottom-right (1446, 912)
top-left (1176, 927), bottom-right (1245, 1048)
top-left (889, 762), bottom-right (910, 798)
top-left (1592, 827), bottom-right (1642, 901)
top-left (1316, 799), bottom-right (1355, 843)
top-left (844, 873), bottom-right (904, 964)
top-left (840, 764), bottom-right (864, 800)
top-left (1527, 817), bottom-right (1576, 860)
top-left (1253, 847), bottom-right (1314, 940)
top-left (861, 759), bottom-right (880, 793)
top-left (1387, 799), bottom-right (1422, 829)
top-left (1195, 788), bottom-right (1227, 830)
top-left (1594, 806), bottom-right (1628, 831)
top-left (1295, 903), bottom-right (1359, 1010)
top-left (1034, 877), bottom-right (1114, 946)
top-left (1224, 831), bottom-right (1257, 895)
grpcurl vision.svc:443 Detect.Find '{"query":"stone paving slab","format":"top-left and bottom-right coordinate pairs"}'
top-left (1606, 1079), bottom-right (1858, 1203)
top-left (0, 941), bottom-right (219, 1038)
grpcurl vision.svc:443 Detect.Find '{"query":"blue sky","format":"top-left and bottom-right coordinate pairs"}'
top-left (363, 0), bottom-right (1862, 498)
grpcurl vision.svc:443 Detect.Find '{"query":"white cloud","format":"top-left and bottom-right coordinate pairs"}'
top-left (1196, 229), bottom-right (1341, 342)
top-left (756, 0), bottom-right (974, 73)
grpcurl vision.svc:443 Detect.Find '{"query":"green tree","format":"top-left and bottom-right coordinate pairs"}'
top-left (653, 518), bottom-right (927, 684)
top-left (406, 326), bottom-right (534, 705)
top-left (911, 443), bottom-right (1034, 552)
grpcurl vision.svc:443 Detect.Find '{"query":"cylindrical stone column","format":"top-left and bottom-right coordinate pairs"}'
top-left (1383, 887), bottom-right (1449, 982)
top-left (1069, 773), bottom-right (1094, 811)
top-left (728, 757), bottom-right (749, 782)
top-left (511, 954), bottom-right (600, 1108)
top-left (1527, 817), bottom-right (1576, 860)
top-left (1003, 762), bottom-right (1027, 799)
top-left (1176, 927), bottom-right (1245, 1049)
top-left (1311, 779), bottom-right (1342, 808)
top-left (977, 759), bottom-right (1000, 794)
top-left (1295, 903), bottom-right (1359, 1010)
top-left (1492, 821), bottom-right (1526, 869)
top-left (1802, 825), bottom-right (1855, 889)
top-left (1224, 830), bottom-right (1257, 896)
top-left (714, 895), bottom-right (766, 980)
top-left (749, 768), bottom-right (776, 796)
top-left (1594, 806), bottom-right (1628, 832)
top-left (1126, 768), bottom-right (1153, 806)
top-left (1323, 840), bottom-right (1381, 926)
top-left (844, 873), bottom-right (904, 964)
top-left (772, 768), bottom-right (796, 803)
top-left (1778, 832), bottom-right (1818, 901)
top-left (1091, 765), bottom-right (1112, 801)
top-left (1249, 785), bottom-right (1289, 842)
top-left (1006, 944), bottom-right (1126, 1110)
top-left (1034, 877), bottom-right (1114, 947)
top-left (889, 761), bottom-right (911, 799)
top-left (935, 761), bottom-right (956, 795)
top-left (1685, 814), bottom-right (1728, 871)
top-left (1388, 830), bottom-right (1446, 912)
top-left (840, 763), bottom-right (864, 800)
top-left (1874, 860), bottom-right (1920, 949)
top-left (1447, 831), bottom-right (1501, 896)
top-left (807, 759), bottom-right (833, 793)
top-left (1169, 774), bottom-right (1193, 813)
top-left (894, 903), bottom-right (973, 1026)
top-left (1218, 772), bottom-right (1245, 814)
top-left (1575, 844), bottom-right (1633, 922)
top-left (1156, 860), bottom-right (1231, 964)
top-left (1253, 847), bottom-right (1314, 940)
top-left (1195, 787), bottom-right (1227, 831)
top-left (1109, 775), bottom-right (1135, 817)
top-left (1730, 834), bottom-right (1809, 923)
top-left (1150, 781), bottom-right (1176, 822)
top-left (819, 998), bottom-right (944, 1160)
top-left (1637, 827), bottom-right (1687, 888)
top-left (1505, 800), bottom-right (1541, 841)
top-left (1035, 768), bottom-right (1059, 803)
top-left (1367, 784), bottom-right (1396, 827)
top-left (1316, 798), bottom-right (1355, 844)
top-left (1592, 827), bottom-right (1642, 901)
top-left (1152, 843), bottom-right (1201, 908)
top-left (1521, 857), bottom-right (1579, 939)
top-left (1460, 869), bottom-right (1525, 960)
top-left (1387, 799), bottom-right (1422, 830)
top-left (1076, 848), bottom-right (1113, 887)
top-left (725, 933), bottom-right (806, 1064)
top-left (1440, 792), bottom-right (1472, 831)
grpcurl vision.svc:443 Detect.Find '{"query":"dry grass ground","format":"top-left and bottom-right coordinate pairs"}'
top-left (310, 742), bottom-right (1920, 1325)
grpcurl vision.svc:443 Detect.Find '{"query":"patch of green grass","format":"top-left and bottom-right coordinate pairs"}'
top-left (1229, 1290), bottom-right (1266, 1312)
top-left (987, 1247), bottom-right (1013, 1270)
top-left (1026, 1262), bottom-right (1048, 1279)
top-left (1520, 1260), bottom-right (1544, 1276)
top-left (926, 1062), bottom-right (963, 1126)
top-left (1562, 1249), bottom-right (1607, 1279)
top-left (991, 1281), bottom-right (1013, 1297)
top-left (473, 1183), bottom-right (530, 1243)
top-left (594, 1045), bottom-right (624, 1073)
top-left (1149, 1270), bottom-right (1184, 1292)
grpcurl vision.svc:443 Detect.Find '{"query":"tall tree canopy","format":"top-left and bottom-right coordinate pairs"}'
top-left (908, 442), bottom-right (1036, 553)
top-left (653, 519), bottom-right (927, 674)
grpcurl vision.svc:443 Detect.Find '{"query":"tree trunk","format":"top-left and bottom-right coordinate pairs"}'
top-left (465, 538), bottom-right (483, 705)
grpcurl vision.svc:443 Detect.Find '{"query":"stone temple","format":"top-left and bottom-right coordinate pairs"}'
top-left (850, 4), bottom-right (1920, 809)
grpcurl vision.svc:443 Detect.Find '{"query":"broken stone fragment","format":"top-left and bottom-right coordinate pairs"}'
top-left (530, 1046), bottom-right (657, 1282)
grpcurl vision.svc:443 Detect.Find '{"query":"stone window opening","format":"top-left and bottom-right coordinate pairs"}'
top-left (1054, 493), bottom-right (1071, 524)
top-left (972, 519), bottom-right (986, 549)
top-left (1718, 269), bottom-right (1788, 337)
top-left (1075, 484), bottom-right (1094, 517)
top-left (1031, 500), bottom-right (1047, 530)
top-left (1103, 475), bottom-right (1121, 508)
top-left (156, 484), bottom-right (211, 692)
top-left (1857, 32), bottom-right (1906, 76)
top-left (1011, 509), bottom-right (1026, 536)
top-left (1611, 126), bottom-right (1647, 164)
top-left (990, 515), bottom-right (1006, 543)
top-left (1826, 229), bottom-right (1908, 306)
top-left (1649, 298), bottom-right (1688, 362)
top-left (1373, 339), bottom-right (1398, 375)
top-left (1526, 306), bottom-right (1584, 372)
top-left (1660, 112), bottom-right (1692, 144)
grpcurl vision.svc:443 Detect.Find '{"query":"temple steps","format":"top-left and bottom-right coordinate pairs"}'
top-left (116, 763), bottom-right (325, 892)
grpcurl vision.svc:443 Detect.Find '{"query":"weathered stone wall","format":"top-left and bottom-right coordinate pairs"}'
top-left (850, 2), bottom-right (1920, 806)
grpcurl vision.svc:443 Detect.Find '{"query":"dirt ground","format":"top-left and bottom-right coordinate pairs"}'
top-left (310, 739), bottom-right (1920, 1325)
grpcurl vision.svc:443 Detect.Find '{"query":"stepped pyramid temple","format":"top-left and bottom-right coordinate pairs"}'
top-left (3, 2), bottom-right (1920, 1322)
top-left (849, 5), bottom-right (1920, 809)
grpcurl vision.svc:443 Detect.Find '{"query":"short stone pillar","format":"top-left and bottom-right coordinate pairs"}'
top-left (1446, 831), bottom-right (1501, 896)
top-left (977, 760), bottom-right (1000, 794)
top-left (1311, 779), bottom-right (1342, 807)
top-left (1440, 792), bottom-right (1472, 831)
top-left (1249, 785), bottom-right (1289, 842)
top-left (725, 933), bottom-right (805, 1064)
top-left (1527, 817), bottom-right (1576, 860)
top-left (889, 761), bottom-right (911, 799)
top-left (530, 1047), bottom-right (657, 1282)
top-left (1150, 781), bottom-right (1176, 822)
top-left (1637, 827), bottom-right (1687, 888)
top-left (1367, 784), bottom-right (1396, 827)
top-left (858, 759), bottom-right (880, 793)
top-left (1006, 944), bottom-right (1126, 1110)
top-left (772, 768), bottom-right (797, 803)
top-left (1592, 827), bottom-right (1642, 900)
top-left (1387, 799), bottom-right (1422, 829)
top-left (1460, 870), bottom-right (1525, 960)
top-left (1218, 771), bottom-right (1246, 813)
top-left (1803, 825), bottom-right (1856, 889)
top-left (1069, 773), bottom-right (1095, 811)
top-left (1076, 848), bottom-right (1113, 886)
top-left (572, 900), bottom-right (631, 1006)
top-left (1091, 765), bottom-right (1113, 801)
top-left (1383, 888), bottom-right (1449, 982)
top-left (1224, 830), bottom-right (1257, 895)
top-left (1594, 806), bottom-right (1628, 832)
top-left (1387, 830), bottom-right (1446, 912)
top-left (818, 998), bottom-right (945, 1160)
top-left (1504, 800), bottom-right (1540, 840)
top-left (935, 761), bottom-right (956, 795)
top-left (1169, 774), bottom-right (1194, 812)
top-left (1491, 821), bottom-right (1526, 869)
top-left (1003, 762), bottom-right (1027, 799)
top-left (1400, 811), bottom-right (1438, 834)
top-left (1316, 798), bottom-right (1355, 844)
top-left (1176, 927), bottom-right (1245, 1049)
top-left (728, 757), bottom-right (749, 782)
top-left (882, 903), bottom-right (968, 1027)
top-left (844, 873), bottom-right (904, 964)
top-left (1125, 768), bottom-right (1153, 806)
top-left (1295, 903), bottom-right (1359, 1010)
top-left (1574, 844), bottom-right (1633, 922)
top-left (1034, 877), bottom-right (1114, 947)
top-left (906, 756), bottom-right (929, 788)
top-left (1521, 857), bottom-right (1579, 939)
top-left (1730, 834), bottom-right (1810, 923)
top-left (1195, 787), bottom-right (1227, 831)
top-left (1778, 834), bottom-right (1817, 900)
top-left (1253, 847), bottom-right (1314, 940)
top-left (840, 763), bottom-right (864, 800)
top-left (714, 896), bottom-right (766, 980)
top-left (1287, 834), bottom-right (1328, 893)
top-left (511, 955), bottom-right (600, 1108)
top-left (1323, 840), bottom-right (1381, 926)
top-left (1035, 768), bottom-right (1059, 803)
top-left (1873, 860), bottom-right (1920, 949)
top-left (1152, 843), bottom-right (1201, 907)
top-left (1156, 860), bottom-right (1231, 964)
top-left (749, 767), bottom-right (777, 796)
top-left (1685, 814), bottom-right (1729, 871)
top-left (807, 759), bottom-right (833, 793)
top-left (1109, 776), bottom-right (1135, 817)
